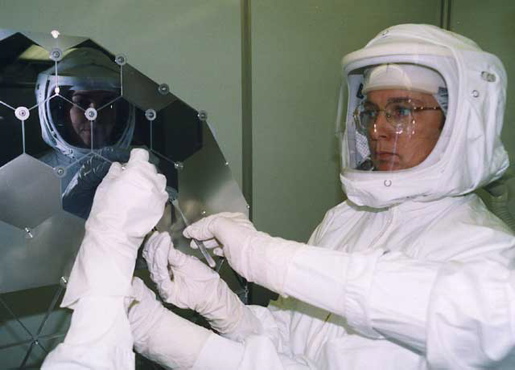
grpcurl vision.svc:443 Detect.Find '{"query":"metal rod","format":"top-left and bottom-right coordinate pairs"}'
top-left (0, 332), bottom-right (66, 351)
top-left (170, 199), bottom-right (216, 268)
top-left (21, 120), bottom-right (26, 153)
top-left (0, 296), bottom-right (36, 340)
top-left (150, 120), bottom-right (154, 151)
top-left (35, 285), bottom-right (65, 343)
top-left (241, 0), bottom-right (253, 221)
top-left (19, 340), bottom-right (35, 368)
top-left (440, 0), bottom-right (452, 30)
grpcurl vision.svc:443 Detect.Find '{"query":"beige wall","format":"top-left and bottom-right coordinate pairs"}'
top-left (450, 0), bottom-right (515, 210)
top-left (451, 0), bottom-right (515, 155)
top-left (251, 0), bottom-right (441, 241)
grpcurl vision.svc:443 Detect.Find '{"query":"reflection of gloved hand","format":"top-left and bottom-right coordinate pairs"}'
top-left (61, 149), bottom-right (168, 309)
top-left (62, 147), bottom-right (131, 218)
top-left (129, 277), bottom-right (212, 369)
top-left (143, 231), bottom-right (261, 338)
top-left (183, 212), bottom-right (301, 296)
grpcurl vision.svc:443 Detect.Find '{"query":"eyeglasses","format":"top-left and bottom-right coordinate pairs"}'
top-left (353, 99), bottom-right (441, 135)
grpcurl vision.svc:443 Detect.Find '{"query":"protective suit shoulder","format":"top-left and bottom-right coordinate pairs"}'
top-left (307, 200), bottom-right (360, 245)
top-left (411, 194), bottom-right (515, 263)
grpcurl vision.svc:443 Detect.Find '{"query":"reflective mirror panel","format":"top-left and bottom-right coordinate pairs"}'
top-left (0, 28), bottom-right (248, 291)
top-left (0, 27), bottom-right (248, 369)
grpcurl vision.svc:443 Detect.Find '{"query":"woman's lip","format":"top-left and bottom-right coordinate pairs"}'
top-left (375, 151), bottom-right (396, 158)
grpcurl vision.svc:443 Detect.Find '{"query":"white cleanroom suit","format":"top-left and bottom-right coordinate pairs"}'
top-left (43, 24), bottom-right (515, 369)
top-left (177, 24), bottom-right (515, 369)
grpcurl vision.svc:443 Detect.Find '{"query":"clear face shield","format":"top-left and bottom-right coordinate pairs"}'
top-left (38, 47), bottom-right (134, 155)
top-left (344, 63), bottom-right (448, 172)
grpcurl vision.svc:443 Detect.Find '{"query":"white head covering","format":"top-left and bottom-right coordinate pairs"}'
top-left (363, 63), bottom-right (446, 94)
top-left (339, 24), bottom-right (508, 209)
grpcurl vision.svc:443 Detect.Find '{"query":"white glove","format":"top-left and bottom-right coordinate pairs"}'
top-left (62, 147), bottom-right (131, 219)
top-left (41, 296), bottom-right (135, 370)
top-left (143, 231), bottom-right (261, 339)
top-left (183, 212), bottom-right (301, 296)
top-left (62, 149), bottom-right (168, 308)
top-left (129, 277), bottom-right (212, 369)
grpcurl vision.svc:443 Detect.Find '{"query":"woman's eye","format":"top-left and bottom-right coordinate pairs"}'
top-left (392, 105), bottom-right (412, 117)
top-left (362, 107), bottom-right (377, 117)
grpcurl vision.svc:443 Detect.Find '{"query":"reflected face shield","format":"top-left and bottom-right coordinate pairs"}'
top-left (49, 88), bottom-right (130, 149)
top-left (346, 63), bottom-right (448, 172)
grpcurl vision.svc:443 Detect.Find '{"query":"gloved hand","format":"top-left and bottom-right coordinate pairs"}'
top-left (183, 212), bottom-right (302, 296)
top-left (143, 231), bottom-right (261, 338)
top-left (61, 148), bottom-right (168, 309)
top-left (129, 277), bottom-right (212, 369)
top-left (62, 147), bottom-right (131, 219)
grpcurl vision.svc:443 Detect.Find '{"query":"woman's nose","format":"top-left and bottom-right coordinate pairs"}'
top-left (89, 100), bottom-right (100, 109)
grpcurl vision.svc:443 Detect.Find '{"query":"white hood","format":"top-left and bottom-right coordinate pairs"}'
top-left (35, 47), bottom-right (135, 160)
top-left (339, 24), bottom-right (508, 209)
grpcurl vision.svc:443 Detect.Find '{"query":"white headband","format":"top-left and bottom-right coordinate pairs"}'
top-left (363, 64), bottom-right (446, 94)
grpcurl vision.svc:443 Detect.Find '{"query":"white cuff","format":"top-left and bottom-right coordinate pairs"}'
top-left (343, 249), bottom-right (384, 338)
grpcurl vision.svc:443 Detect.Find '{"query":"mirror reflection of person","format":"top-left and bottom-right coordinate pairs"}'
top-left (67, 89), bottom-right (120, 149)
top-left (36, 47), bottom-right (135, 217)
top-left (43, 24), bottom-right (515, 370)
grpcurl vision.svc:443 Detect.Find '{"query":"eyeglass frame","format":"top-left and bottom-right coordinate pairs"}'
top-left (352, 98), bottom-right (442, 135)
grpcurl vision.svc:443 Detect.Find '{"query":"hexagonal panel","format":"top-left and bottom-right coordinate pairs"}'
top-left (0, 26), bottom-right (249, 279)
top-left (0, 210), bottom-right (84, 294)
top-left (0, 154), bottom-right (61, 229)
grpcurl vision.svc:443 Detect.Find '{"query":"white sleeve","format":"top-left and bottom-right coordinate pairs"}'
top-left (345, 252), bottom-right (515, 368)
top-left (194, 330), bottom-right (314, 370)
top-left (283, 246), bottom-right (515, 367)
top-left (425, 260), bottom-right (515, 368)
top-left (197, 296), bottom-right (314, 369)
top-left (282, 245), bottom-right (385, 337)
top-left (41, 297), bottom-right (135, 370)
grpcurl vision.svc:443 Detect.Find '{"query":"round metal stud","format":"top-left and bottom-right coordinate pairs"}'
top-left (174, 162), bottom-right (184, 171)
top-left (24, 227), bottom-right (34, 239)
top-left (115, 54), bottom-right (127, 66)
top-left (198, 110), bottom-right (208, 121)
top-left (145, 109), bottom-right (157, 121)
top-left (49, 48), bottom-right (63, 62)
top-left (481, 71), bottom-right (496, 82)
top-left (14, 106), bottom-right (30, 121)
top-left (54, 166), bottom-right (66, 178)
top-left (471, 90), bottom-right (480, 98)
top-left (85, 107), bottom-right (98, 120)
top-left (60, 276), bottom-right (68, 286)
top-left (158, 83), bottom-right (170, 95)
top-left (384, 179), bottom-right (392, 187)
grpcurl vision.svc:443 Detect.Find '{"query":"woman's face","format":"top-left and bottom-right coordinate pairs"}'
top-left (365, 89), bottom-right (444, 171)
top-left (68, 90), bottom-right (118, 148)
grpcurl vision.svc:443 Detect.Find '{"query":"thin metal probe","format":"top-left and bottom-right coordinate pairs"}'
top-left (170, 199), bottom-right (216, 268)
